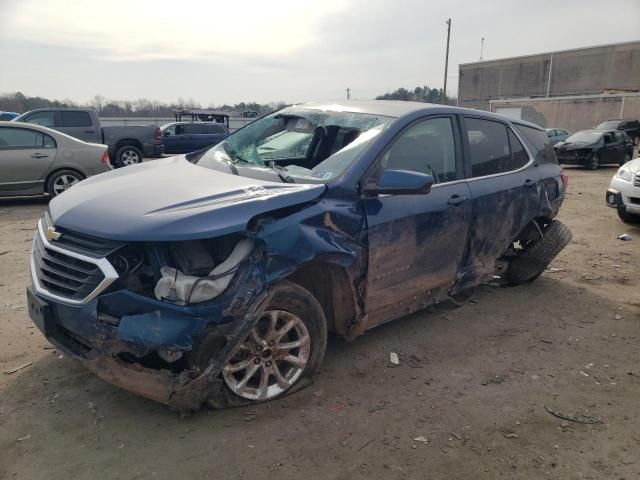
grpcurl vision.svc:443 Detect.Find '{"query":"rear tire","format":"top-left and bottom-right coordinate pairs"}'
top-left (115, 145), bottom-right (143, 167)
top-left (617, 207), bottom-right (640, 224)
top-left (506, 220), bottom-right (572, 285)
top-left (45, 169), bottom-right (84, 197)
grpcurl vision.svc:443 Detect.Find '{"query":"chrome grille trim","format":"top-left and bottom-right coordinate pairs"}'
top-left (30, 219), bottom-right (119, 305)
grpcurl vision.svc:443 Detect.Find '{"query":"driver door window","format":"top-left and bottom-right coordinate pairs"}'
top-left (23, 111), bottom-right (55, 128)
top-left (379, 117), bottom-right (458, 184)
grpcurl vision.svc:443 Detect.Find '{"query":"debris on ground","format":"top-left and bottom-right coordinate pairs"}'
top-left (389, 352), bottom-right (400, 366)
top-left (481, 375), bottom-right (506, 385)
top-left (4, 362), bottom-right (33, 375)
top-left (504, 433), bottom-right (519, 439)
top-left (413, 435), bottom-right (430, 444)
top-left (17, 434), bottom-right (31, 442)
top-left (0, 251), bottom-right (10, 256)
top-left (617, 233), bottom-right (632, 241)
top-left (544, 405), bottom-right (601, 424)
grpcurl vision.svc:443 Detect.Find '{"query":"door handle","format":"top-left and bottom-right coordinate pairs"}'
top-left (31, 153), bottom-right (49, 159)
top-left (524, 179), bottom-right (536, 188)
top-left (447, 194), bottom-right (469, 206)
top-left (84, 130), bottom-right (95, 134)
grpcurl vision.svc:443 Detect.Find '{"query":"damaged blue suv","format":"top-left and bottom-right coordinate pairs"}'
top-left (27, 101), bottom-right (571, 410)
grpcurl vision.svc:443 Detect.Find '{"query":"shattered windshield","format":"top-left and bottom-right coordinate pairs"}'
top-left (196, 107), bottom-right (392, 182)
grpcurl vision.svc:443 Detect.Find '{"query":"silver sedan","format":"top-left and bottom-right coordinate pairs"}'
top-left (0, 121), bottom-right (111, 197)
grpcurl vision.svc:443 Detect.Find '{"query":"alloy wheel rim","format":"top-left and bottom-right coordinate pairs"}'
top-left (53, 174), bottom-right (79, 195)
top-left (121, 150), bottom-right (140, 165)
top-left (223, 310), bottom-right (311, 400)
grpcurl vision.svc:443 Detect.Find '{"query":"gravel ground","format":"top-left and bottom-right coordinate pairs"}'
top-left (0, 166), bottom-right (638, 480)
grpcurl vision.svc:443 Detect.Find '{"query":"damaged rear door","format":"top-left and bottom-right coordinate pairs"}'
top-left (362, 115), bottom-right (472, 328)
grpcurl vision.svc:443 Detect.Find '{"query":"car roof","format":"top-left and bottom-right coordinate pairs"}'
top-left (292, 100), bottom-right (545, 130)
top-left (575, 129), bottom-right (609, 134)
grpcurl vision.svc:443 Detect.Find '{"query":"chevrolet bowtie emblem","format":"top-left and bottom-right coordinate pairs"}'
top-left (46, 225), bottom-right (62, 242)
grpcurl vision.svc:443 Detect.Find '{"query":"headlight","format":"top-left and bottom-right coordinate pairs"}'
top-left (616, 166), bottom-right (632, 181)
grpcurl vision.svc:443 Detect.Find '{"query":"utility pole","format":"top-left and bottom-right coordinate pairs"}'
top-left (443, 18), bottom-right (451, 104)
top-left (479, 37), bottom-right (484, 61)
top-left (346, 88), bottom-right (351, 100)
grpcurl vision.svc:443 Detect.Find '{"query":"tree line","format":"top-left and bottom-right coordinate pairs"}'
top-left (0, 92), bottom-right (286, 117)
top-left (0, 86), bottom-right (454, 117)
top-left (376, 85), bottom-right (455, 105)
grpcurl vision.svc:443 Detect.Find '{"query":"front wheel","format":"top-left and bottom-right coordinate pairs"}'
top-left (617, 207), bottom-right (640, 224)
top-left (194, 281), bottom-right (327, 405)
top-left (505, 220), bottom-right (572, 285)
top-left (586, 153), bottom-right (599, 170)
top-left (115, 145), bottom-right (143, 167)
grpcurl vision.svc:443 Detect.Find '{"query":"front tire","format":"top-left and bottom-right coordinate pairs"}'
top-left (586, 152), bottom-right (599, 170)
top-left (195, 281), bottom-right (327, 405)
top-left (505, 220), bottom-right (572, 285)
top-left (617, 207), bottom-right (640, 224)
top-left (45, 169), bottom-right (84, 197)
top-left (115, 145), bottom-right (143, 167)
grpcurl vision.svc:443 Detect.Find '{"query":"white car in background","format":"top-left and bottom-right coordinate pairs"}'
top-left (606, 156), bottom-right (640, 223)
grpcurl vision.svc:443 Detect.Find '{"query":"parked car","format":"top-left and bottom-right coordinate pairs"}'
top-left (0, 121), bottom-right (110, 197)
top-left (606, 156), bottom-right (640, 223)
top-left (545, 128), bottom-right (570, 145)
top-left (27, 101), bottom-right (571, 410)
top-left (160, 122), bottom-right (229, 154)
top-left (596, 119), bottom-right (640, 145)
top-left (0, 111), bottom-right (19, 121)
top-left (554, 129), bottom-right (633, 169)
top-left (14, 108), bottom-right (164, 167)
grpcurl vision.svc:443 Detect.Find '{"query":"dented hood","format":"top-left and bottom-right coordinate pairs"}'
top-left (49, 157), bottom-right (326, 241)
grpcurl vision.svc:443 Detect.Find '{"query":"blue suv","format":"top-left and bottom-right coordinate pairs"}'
top-left (27, 101), bottom-right (571, 410)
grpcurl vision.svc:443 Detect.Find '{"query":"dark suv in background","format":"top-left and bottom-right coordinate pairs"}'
top-left (160, 121), bottom-right (230, 154)
top-left (27, 101), bottom-right (571, 410)
top-left (597, 119), bottom-right (640, 145)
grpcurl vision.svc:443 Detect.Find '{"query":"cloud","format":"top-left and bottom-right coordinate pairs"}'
top-left (0, 0), bottom-right (346, 61)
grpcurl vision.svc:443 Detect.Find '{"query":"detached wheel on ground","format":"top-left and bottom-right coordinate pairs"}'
top-left (617, 207), bottom-right (640, 224)
top-left (46, 169), bottom-right (84, 197)
top-left (586, 153), bottom-right (600, 170)
top-left (115, 145), bottom-right (143, 167)
top-left (191, 281), bottom-right (327, 405)
top-left (505, 220), bottom-right (572, 285)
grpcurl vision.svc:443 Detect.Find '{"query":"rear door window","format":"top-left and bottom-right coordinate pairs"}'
top-left (58, 111), bottom-right (92, 127)
top-left (465, 118), bottom-right (511, 177)
top-left (182, 124), bottom-right (205, 134)
top-left (205, 124), bottom-right (226, 134)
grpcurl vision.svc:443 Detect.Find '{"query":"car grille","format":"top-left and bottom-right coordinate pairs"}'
top-left (42, 212), bottom-right (124, 258)
top-left (31, 217), bottom-right (119, 304)
top-left (634, 173), bottom-right (640, 188)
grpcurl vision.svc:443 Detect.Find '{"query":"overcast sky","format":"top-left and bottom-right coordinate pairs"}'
top-left (1, 0), bottom-right (639, 105)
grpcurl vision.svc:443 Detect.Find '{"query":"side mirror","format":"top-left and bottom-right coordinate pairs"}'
top-left (363, 169), bottom-right (434, 196)
top-left (163, 131), bottom-right (171, 137)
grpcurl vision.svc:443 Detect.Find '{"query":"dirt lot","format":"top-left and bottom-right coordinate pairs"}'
top-left (0, 166), bottom-right (638, 480)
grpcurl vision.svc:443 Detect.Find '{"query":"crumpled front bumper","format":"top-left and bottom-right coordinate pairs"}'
top-left (27, 272), bottom-right (268, 410)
